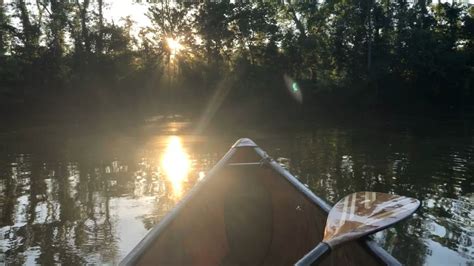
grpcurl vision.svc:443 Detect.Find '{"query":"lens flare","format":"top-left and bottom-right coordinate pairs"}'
top-left (284, 74), bottom-right (303, 103)
top-left (292, 82), bottom-right (299, 93)
top-left (161, 136), bottom-right (190, 198)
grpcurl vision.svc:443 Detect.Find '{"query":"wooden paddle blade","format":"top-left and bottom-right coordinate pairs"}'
top-left (323, 192), bottom-right (420, 248)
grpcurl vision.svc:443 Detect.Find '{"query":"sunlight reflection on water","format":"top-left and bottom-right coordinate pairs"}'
top-left (160, 136), bottom-right (190, 199)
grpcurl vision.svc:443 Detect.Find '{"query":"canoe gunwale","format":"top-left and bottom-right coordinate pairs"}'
top-left (252, 145), bottom-right (402, 266)
top-left (120, 145), bottom-right (239, 266)
top-left (120, 138), bottom-right (402, 266)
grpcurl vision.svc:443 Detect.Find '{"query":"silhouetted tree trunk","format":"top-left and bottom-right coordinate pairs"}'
top-left (78, 0), bottom-right (91, 54)
top-left (367, 0), bottom-right (373, 75)
top-left (48, 0), bottom-right (67, 58)
top-left (289, 7), bottom-right (306, 41)
top-left (0, 6), bottom-right (6, 56)
top-left (17, 0), bottom-right (39, 56)
top-left (96, 0), bottom-right (104, 55)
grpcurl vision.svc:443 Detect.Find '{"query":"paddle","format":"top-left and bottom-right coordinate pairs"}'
top-left (295, 192), bottom-right (420, 266)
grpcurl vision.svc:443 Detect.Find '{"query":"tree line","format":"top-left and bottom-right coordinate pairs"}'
top-left (0, 0), bottom-right (473, 126)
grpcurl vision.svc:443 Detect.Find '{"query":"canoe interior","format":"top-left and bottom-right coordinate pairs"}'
top-left (125, 142), bottom-right (392, 266)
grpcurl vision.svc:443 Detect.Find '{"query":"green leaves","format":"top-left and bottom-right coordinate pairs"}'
top-left (0, 0), bottom-right (473, 118)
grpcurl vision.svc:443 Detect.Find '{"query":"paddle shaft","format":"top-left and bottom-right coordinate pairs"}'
top-left (295, 242), bottom-right (330, 266)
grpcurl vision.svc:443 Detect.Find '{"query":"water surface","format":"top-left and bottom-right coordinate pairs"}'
top-left (0, 120), bottom-right (472, 265)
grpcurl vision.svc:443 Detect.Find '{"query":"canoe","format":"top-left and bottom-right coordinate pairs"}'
top-left (121, 138), bottom-right (401, 266)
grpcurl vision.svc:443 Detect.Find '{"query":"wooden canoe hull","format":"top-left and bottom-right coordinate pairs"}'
top-left (121, 138), bottom-right (400, 266)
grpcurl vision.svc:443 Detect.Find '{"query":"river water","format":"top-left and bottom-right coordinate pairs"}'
top-left (0, 118), bottom-right (472, 265)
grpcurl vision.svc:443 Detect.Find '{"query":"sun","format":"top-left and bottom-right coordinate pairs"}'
top-left (166, 37), bottom-right (183, 55)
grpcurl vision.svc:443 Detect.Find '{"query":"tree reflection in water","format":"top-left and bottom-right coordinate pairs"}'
top-left (284, 129), bottom-right (473, 265)
top-left (0, 140), bottom-right (218, 265)
top-left (0, 128), bottom-right (472, 265)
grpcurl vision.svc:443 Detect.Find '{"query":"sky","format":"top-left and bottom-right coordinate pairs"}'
top-left (3, 0), bottom-right (473, 29)
top-left (107, 0), bottom-right (474, 28)
top-left (1, 0), bottom-right (151, 27)
top-left (107, 1), bottom-right (150, 28)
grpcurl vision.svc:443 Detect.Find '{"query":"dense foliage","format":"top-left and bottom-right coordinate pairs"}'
top-left (0, 0), bottom-right (473, 125)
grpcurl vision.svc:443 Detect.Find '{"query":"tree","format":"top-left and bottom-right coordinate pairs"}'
top-left (0, 4), bottom-right (11, 57)
top-left (194, 0), bottom-right (234, 65)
